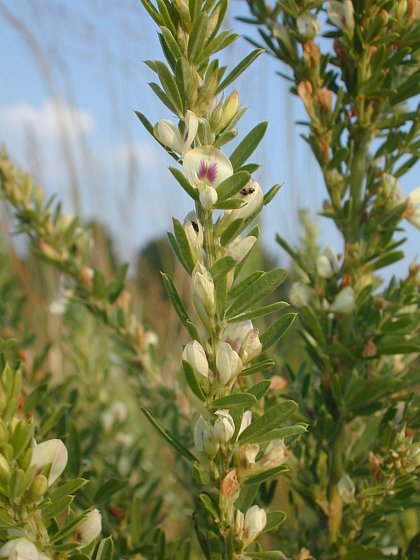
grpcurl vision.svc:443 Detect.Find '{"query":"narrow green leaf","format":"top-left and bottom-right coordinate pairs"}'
top-left (48, 479), bottom-right (88, 503)
top-left (210, 256), bottom-right (236, 279)
top-left (168, 167), bottom-right (198, 200)
top-left (220, 218), bottom-right (245, 246)
top-left (41, 496), bottom-right (74, 521)
top-left (229, 301), bottom-right (289, 322)
top-left (240, 359), bottom-right (276, 377)
top-left (236, 484), bottom-right (259, 513)
top-left (227, 268), bottom-right (288, 317)
top-left (167, 231), bottom-right (189, 272)
top-left (95, 478), bottom-right (127, 505)
top-left (182, 360), bottom-right (206, 402)
top-left (173, 217), bottom-right (195, 273)
top-left (217, 49), bottom-right (264, 93)
top-left (213, 198), bottom-right (243, 210)
top-left (260, 313), bottom-right (297, 350)
top-left (230, 122), bottom-right (268, 170)
top-left (141, 407), bottom-right (196, 462)
top-left (252, 424), bottom-right (309, 445)
top-left (238, 401), bottom-right (298, 443)
top-left (160, 27), bottom-right (182, 60)
top-left (153, 60), bottom-right (183, 115)
top-left (140, 0), bottom-right (162, 26)
top-left (228, 271), bottom-right (264, 301)
top-left (217, 171), bottom-right (250, 201)
top-left (244, 465), bottom-right (289, 486)
top-left (161, 273), bottom-right (199, 339)
top-left (263, 511), bottom-right (287, 533)
top-left (211, 393), bottom-right (257, 409)
top-left (94, 537), bottom-right (114, 560)
top-left (264, 183), bottom-right (284, 206)
top-left (188, 13), bottom-right (209, 63)
top-left (247, 380), bottom-right (271, 402)
top-left (149, 82), bottom-right (177, 114)
top-left (199, 493), bottom-right (220, 522)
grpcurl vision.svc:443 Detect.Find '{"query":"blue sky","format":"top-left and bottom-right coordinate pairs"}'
top-left (0, 0), bottom-right (418, 275)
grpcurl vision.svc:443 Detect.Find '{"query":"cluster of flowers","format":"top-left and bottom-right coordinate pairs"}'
top-left (153, 106), bottom-right (290, 547)
top-left (0, 439), bottom-right (101, 560)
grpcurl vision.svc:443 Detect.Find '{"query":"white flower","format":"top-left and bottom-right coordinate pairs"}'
top-left (154, 110), bottom-right (198, 155)
top-left (183, 146), bottom-right (233, 209)
top-left (239, 328), bottom-right (262, 364)
top-left (194, 416), bottom-right (219, 459)
top-left (30, 439), bottom-right (68, 486)
top-left (259, 439), bottom-right (288, 469)
top-left (216, 180), bottom-right (263, 234)
top-left (328, 0), bottom-right (355, 33)
top-left (224, 321), bottom-right (254, 352)
top-left (213, 410), bottom-right (235, 443)
top-left (48, 297), bottom-right (68, 316)
top-left (216, 342), bottom-right (243, 385)
top-left (406, 186), bottom-right (420, 229)
top-left (238, 411), bottom-right (252, 438)
top-left (296, 13), bottom-right (321, 40)
top-left (192, 262), bottom-right (216, 318)
top-left (243, 505), bottom-right (267, 545)
top-left (74, 509), bottom-right (102, 546)
top-left (182, 341), bottom-right (209, 379)
top-left (317, 246), bottom-right (340, 278)
top-left (101, 400), bottom-right (128, 432)
top-left (183, 212), bottom-right (203, 262)
top-left (0, 538), bottom-right (39, 560)
top-left (330, 286), bottom-right (355, 314)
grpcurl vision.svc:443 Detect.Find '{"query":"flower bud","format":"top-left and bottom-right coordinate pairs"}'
top-left (194, 416), bottom-right (219, 459)
top-left (224, 320), bottom-right (254, 352)
top-left (182, 341), bottom-right (209, 379)
top-left (192, 262), bottom-right (216, 318)
top-left (272, 23), bottom-right (294, 54)
top-left (241, 443), bottom-right (260, 467)
top-left (74, 508), bottom-right (102, 546)
top-left (330, 286), bottom-right (355, 314)
top-left (30, 439), bottom-right (68, 486)
top-left (0, 538), bottom-right (39, 560)
top-left (154, 111), bottom-right (198, 155)
top-left (213, 410), bottom-right (235, 443)
top-left (406, 186), bottom-right (420, 229)
top-left (317, 246), bottom-right (340, 278)
top-left (337, 474), bottom-right (355, 503)
top-left (289, 282), bottom-right (311, 307)
top-left (216, 342), bottom-right (243, 385)
top-left (183, 213), bottom-right (203, 264)
top-left (238, 410), bottom-right (252, 437)
top-left (239, 328), bottom-right (262, 364)
top-left (29, 474), bottom-right (48, 500)
top-left (259, 439), bottom-right (288, 469)
top-left (243, 505), bottom-right (267, 544)
top-left (216, 181), bottom-right (263, 235)
top-left (199, 184), bottom-right (218, 210)
top-left (296, 13), bottom-right (321, 40)
top-left (219, 91), bottom-right (239, 131)
top-left (328, 0), bottom-right (355, 34)
top-left (0, 453), bottom-right (11, 482)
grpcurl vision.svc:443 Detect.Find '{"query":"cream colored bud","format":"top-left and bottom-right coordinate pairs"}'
top-left (183, 212), bottom-right (204, 262)
top-left (216, 342), bottom-right (243, 385)
top-left (75, 508), bottom-right (102, 546)
top-left (328, 0), bottom-right (355, 33)
top-left (0, 453), bottom-right (11, 482)
top-left (199, 184), bottom-right (218, 210)
top-left (240, 328), bottom-right (262, 364)
top-left (215, 181), bottom-right (263, 236)
top-left (406, 186), bottom-right (420, 228)
top-left (317, 246), bottom-right (340, 278)
top-left (289, 282), bottom-right (311, 307)
top-left (29, 474), bottom-right (48, 499)
top-left (242, 443), bottom-right (260, 466)
top-left (337, 474), bottom-right (355, 503)
top-left (192, 262), bottom-right (216, 318)
top-left (330, 286), bottom-right (355, 314)
top-left (224, 320), bottom-right (254, 352)
top-left (243, 505), bottom-right (267, 544)
top-left (182, 341), bottom-right (209, 379)
top-left (30, 439), bottom-right (68, 486)
top-left (296, 13), bottom-right (321, 40)
top-left (260, 439), bottom-right (288, 469)
top-left (238, 410), bottom-right (252, 437)
top-left (194, 415), bottom-right (218, 459)
top-left (219, 91), bottom-right (239, 131)
top-left (213, 410), bottom-right (235, 443)
top-left (0, 538), bottom-right (39, 560)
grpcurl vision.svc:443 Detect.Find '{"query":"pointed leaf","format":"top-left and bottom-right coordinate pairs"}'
top-left (182, 360), bottom-right (206, 402)
top-left (230, 122), bottom-right (268, 170)
top-left (238, 401), bottom-right (298, 443)
top-left (161, 272), bottom-right (200, 339)
top-left (211, 393), bottom-right (257, 409)
top-left (217, 171), bottom-right (250, 201)
top-left (260, 313), bottom-right (297, 350)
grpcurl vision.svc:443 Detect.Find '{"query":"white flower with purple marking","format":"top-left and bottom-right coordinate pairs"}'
top-left (154, 110), bottom-right (198, 155)
top-left (183, 146), bottom-right (233, 209)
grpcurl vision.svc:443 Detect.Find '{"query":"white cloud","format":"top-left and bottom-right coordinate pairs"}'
top-left (0, 99), bottom-right (94, 145)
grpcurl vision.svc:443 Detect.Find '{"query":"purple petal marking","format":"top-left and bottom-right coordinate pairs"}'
top-left (198, 159), bottom-right (218, 184)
